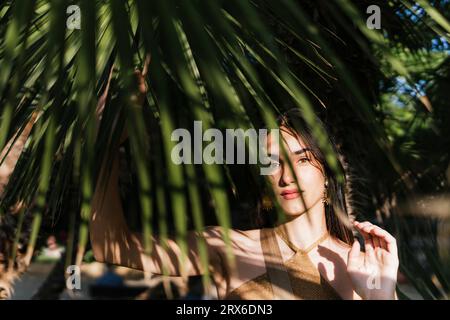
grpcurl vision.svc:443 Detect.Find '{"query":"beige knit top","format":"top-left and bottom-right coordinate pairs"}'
top-left (225, 227), bottom-right (341, 300)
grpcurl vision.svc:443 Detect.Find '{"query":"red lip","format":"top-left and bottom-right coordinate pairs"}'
top-left (280, 189), bottom-right (301, 200)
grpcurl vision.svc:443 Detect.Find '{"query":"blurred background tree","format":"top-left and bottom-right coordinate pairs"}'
top-left (0, 0), bottom-right (449, 299)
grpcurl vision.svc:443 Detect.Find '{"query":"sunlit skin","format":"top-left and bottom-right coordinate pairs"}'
top-left (265, 128), bottom-right (399, 300)
top-left (266, 128), bottom-right (326, 218)
top-left (87, 68), bottom-right (399, 300)
top-left (0, 69), bottom-right (399, 300)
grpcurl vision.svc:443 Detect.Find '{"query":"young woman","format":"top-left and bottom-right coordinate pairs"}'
top-left (89, 96), bottom-right (399, 300)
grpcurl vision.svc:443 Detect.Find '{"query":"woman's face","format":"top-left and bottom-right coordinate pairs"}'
top-left (266, 127), bottom-right (326, 217)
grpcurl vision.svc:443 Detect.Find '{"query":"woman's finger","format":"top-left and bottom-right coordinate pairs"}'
top-left (359, 229), bottom-right (376, 259)
top-left (369, 226), bottom-right (397, 256)
top-left (347, 240), bottom-right (361, 270)
top-left (354, 222), bottom-right (377, 264)
top-left (354, 221), bottom-right (374, 247)
top-left (368, 227), bottom-right (388, 251)
top-left (354, 221), bottom-right (372, 229)
top-left (362, 225), bottom-right (381, 250)
top-left (355, 221), bottom-right (386, 250)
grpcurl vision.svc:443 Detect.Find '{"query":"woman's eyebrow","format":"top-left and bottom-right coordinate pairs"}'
top-left (267, 148), bottom-right (310, 158)
top-left (292, 148), bottom-right (311, 155)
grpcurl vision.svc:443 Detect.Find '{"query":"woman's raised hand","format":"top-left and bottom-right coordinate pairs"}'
top-left (347, 221), bottom-right (399, 300)
top-left (95, 55), bottom-right (150, 145)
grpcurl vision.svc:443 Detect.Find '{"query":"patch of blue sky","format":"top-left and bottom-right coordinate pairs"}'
top-left (390, 94), bottom-right (407, 108)
top-left (431, 36), bottom-right (450, 52)
top-left (396, 4), bottom-right (425, 22)
top-left (389, 76), bottom-right (427, 108)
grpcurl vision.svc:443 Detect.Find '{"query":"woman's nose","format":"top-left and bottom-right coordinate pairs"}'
top-left (280, 164), bottom-right (295, 186)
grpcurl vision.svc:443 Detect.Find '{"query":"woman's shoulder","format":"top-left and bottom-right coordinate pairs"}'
top-left (202, 225), bottom-right (261, 240)
top-left (201, 226), bottom-right (263, 274)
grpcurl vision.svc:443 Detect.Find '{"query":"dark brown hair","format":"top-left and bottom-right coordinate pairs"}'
top-left (255, 109), bottom-right (354, 245)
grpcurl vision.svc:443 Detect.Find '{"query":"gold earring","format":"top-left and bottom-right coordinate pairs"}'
top-left (322, 179), bottom-right (330, 205)
top-left (262, 194), bottom-right (274, 211)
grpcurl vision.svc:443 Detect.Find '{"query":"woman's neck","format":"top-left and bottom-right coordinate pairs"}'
top-left (277, 201), bottom-right (328, 250)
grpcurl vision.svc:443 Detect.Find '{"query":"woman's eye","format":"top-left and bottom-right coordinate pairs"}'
top-left (297, 158), bottom-right (309, 164)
